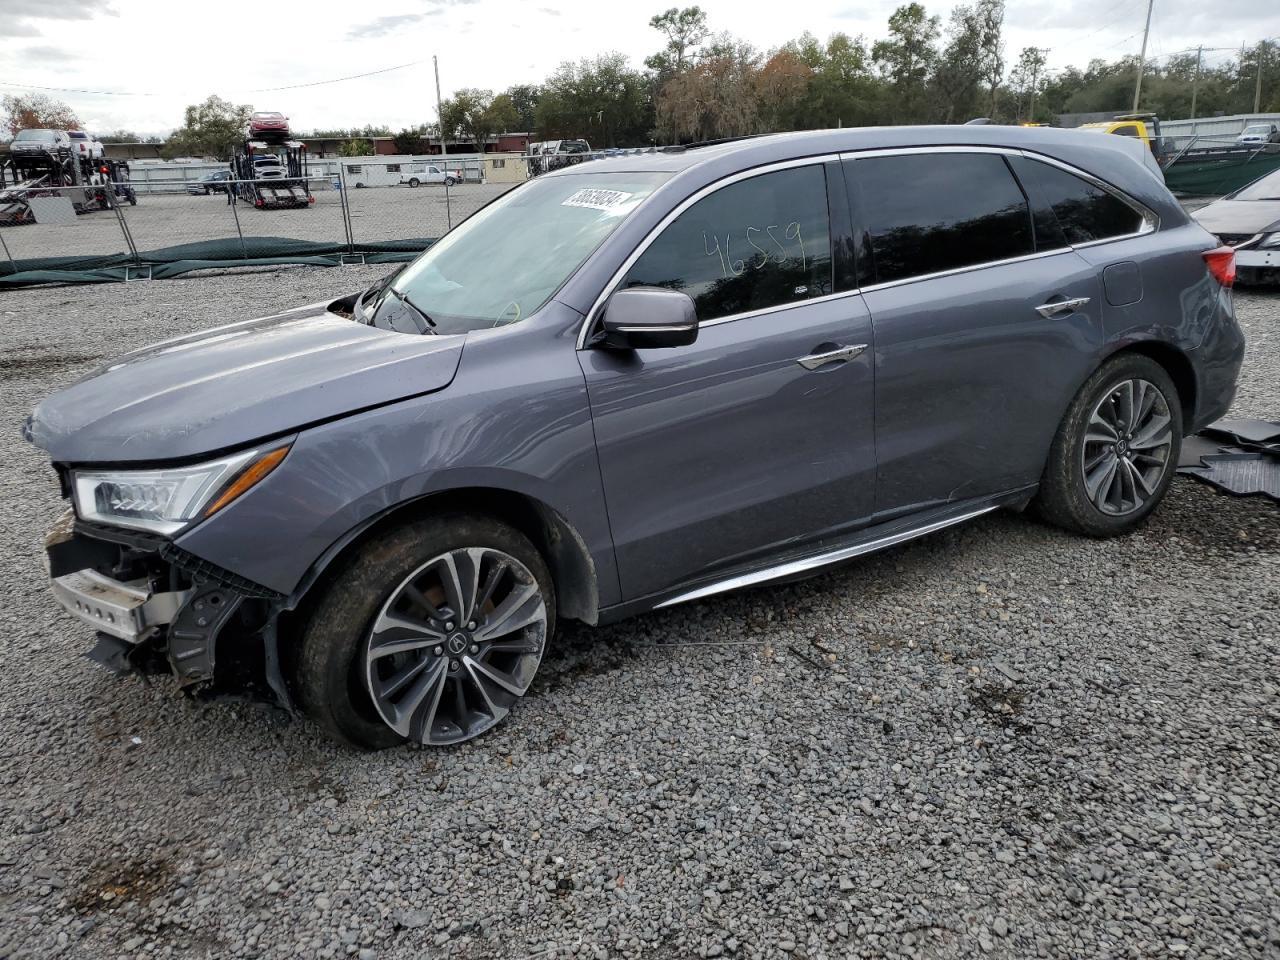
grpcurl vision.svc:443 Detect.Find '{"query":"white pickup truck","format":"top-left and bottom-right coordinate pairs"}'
top-left (399, 163), bottom-right (465, 187)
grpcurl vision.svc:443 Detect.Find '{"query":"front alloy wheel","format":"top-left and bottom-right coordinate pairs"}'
top-left (365, 547), bottom-right (548, 745)
top-left (295, 515), bottom-right (555, 749)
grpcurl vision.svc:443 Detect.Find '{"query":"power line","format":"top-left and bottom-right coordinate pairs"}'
top-left (0, 59), bottom-right (427, 99)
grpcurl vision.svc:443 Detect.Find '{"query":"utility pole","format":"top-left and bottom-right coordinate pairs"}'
top-left (1255, 40), bottom-right (1266, 114)
top-left (1028, 51), bottom-right (1043, 122)
top-left (1132, 0), bottom-right (1155, 111)
top-left (433, 55), bottom-right (445, 156)
top-left (1190, 45), bottom-right (1203, 119)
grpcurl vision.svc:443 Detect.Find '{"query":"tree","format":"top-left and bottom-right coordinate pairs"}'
top-left (645, 6), bottom-right (709, 74)
top-left (2, 93), bottom-right (79, 137)
top-left (872, 4), bottom-right (941, 122)
top-left (439, 88), bottom-right (518, 151)
top-left (656, 38), bottom-right (760, 143)
top-left (929, 3), bottom-right (988, 123)
top-left (1009, 46), bottom-right (1049, 121)
top-left (503, 84), bottom-right (541, 132)
top-left (392, 125), bottom-right (435, 154)
top-left (754, 50), bottom-right (813, 132)
top-left (976, 0), bottom-right (1005, 117)
top-left (536, 54), bottom-right (652, 146)
top-left (163, 95), bottom-right (253, 160)
top-left (337, 138), bottom-right (373, 156)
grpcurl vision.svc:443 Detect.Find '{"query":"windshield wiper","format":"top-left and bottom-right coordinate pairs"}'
top-left (397, 290), bottom-right (438, 331)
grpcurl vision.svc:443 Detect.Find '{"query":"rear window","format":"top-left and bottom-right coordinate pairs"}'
top-left (1012, 157), bottom-right (1145, 244)
top-left (854, 152), bottom-right (1034, 284)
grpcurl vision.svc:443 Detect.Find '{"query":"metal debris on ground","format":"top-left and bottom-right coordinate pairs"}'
top-left (1178, 418), bottom-right (1280, 501)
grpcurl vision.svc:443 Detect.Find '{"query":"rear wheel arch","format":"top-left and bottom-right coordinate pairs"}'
top-left (1100, 341), bottom-right (1197, 429)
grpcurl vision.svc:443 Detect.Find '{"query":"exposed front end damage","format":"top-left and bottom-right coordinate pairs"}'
top-left (45, 509), bottom-right (293, 708)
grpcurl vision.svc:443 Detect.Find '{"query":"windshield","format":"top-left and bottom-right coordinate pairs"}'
top-left (1230, 168), bottom-right (1280, 201)
top-left (382, 171), bottom-right (668, 333)
top-left (14, 130), bottom-right (53, 140)
top-left (1242, 125), bottom-right (1270, 135)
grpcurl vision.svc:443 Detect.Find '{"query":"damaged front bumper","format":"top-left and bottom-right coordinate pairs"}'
top-left (44, 509), bottom-right (293, 708)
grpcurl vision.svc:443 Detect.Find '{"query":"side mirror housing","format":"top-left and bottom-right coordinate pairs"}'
top-left (596, 287), bottom-right (698, 350)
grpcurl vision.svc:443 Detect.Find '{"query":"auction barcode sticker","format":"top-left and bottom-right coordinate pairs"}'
top-left (561, 188), bottom-right (634, 211)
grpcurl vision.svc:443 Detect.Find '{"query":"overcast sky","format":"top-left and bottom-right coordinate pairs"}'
top-left (1, 0), bottom-right (1276, 136)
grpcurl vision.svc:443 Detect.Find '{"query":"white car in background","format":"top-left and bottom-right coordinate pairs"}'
top-left (67, 130), bottom-right (104, 159)
top-left (1236, 123), bottom-right (1280, 146)
top-left (399, 163), bottom-right (464, 187)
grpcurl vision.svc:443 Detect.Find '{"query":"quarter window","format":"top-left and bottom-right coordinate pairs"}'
top-left (621, 165), bottom-right (832, 323)
top-left (1014, 157), bottom-right (1145, 244)
top-left (854, 153), bottom-right (1034, 284)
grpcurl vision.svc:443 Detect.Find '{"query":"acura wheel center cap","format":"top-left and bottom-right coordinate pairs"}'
top-left (446, 632), bottom-right (470, 655)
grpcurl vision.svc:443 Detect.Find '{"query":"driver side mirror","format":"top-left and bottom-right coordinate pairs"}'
top-left (596, 287), bottom-right (698, 350)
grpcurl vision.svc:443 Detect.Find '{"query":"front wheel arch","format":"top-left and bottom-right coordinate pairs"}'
top-left (280, 486), bottom-right (599, 659)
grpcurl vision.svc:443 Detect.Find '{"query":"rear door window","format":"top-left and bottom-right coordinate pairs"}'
top-left (853, 152), bottom-right (1035, 284)
top-left (621, 165), bottom-right (833, 323)
top-left (1010, 156), bottom-right (1145, 244)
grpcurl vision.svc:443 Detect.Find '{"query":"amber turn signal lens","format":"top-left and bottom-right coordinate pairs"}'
top-left (203, 446), bottom-right (290, 517)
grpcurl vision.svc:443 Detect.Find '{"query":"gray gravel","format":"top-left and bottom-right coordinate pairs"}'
top-left (0, 269), bottom-right (1277, 960)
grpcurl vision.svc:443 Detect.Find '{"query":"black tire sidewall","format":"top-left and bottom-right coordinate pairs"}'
top-left (295, 514), bottom-right (556, 750)
top-left (1037, 354), bottom-right (1183, 537)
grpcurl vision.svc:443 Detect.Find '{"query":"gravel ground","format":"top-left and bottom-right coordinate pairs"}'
top-left (0, 184), bottom-right (514, 262)
top-left (0, 269), bottom-right (1277, 960)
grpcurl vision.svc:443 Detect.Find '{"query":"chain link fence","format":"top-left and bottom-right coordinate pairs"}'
top-left (0, 160), bottom-right (535, 287)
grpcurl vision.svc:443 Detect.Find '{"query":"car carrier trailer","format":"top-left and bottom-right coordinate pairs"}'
top-left (230, 139), bottom-right (313, 209)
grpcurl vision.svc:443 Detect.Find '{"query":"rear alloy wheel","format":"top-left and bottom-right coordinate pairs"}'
top-left (366, 547), bottom-right (549, 745)
top-left (1036, 354), bottom-right (1182, 537)
top-left (295, 515), bottom-right (555, 749)
top-left (1080, 378), bottom-right (1174, 516)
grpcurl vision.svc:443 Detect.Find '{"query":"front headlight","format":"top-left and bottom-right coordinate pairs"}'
top-left (72, 445), bottom-right (290, 536)
top-left (1258, 232), bottom-right (1280, 249)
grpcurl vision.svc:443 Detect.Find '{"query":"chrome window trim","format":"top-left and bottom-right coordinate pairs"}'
top-left (576, 154), bottom-right (841, 349)
top-left (575, 145), bottom-right (1160, 348)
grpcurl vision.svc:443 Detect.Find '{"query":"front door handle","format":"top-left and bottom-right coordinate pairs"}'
top-left (1035, 296), bottom-right (1091, 319)
top-left (796, 343), bottom-right (867, 370)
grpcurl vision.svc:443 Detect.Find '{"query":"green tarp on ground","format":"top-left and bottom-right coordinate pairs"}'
top-left (0, 236), bottom-right (435, 289)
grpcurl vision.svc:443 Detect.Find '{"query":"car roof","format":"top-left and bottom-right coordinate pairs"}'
top-left (544, 125), bottom-right (1157, 175)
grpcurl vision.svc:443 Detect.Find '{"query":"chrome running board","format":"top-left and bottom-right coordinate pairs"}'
top-left (654, 504), bottom-right (1000, 609)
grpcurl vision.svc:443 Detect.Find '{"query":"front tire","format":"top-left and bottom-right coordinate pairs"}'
top-left (295, 515), bottom-right (555, 749)
top-left (1036, 354), bottom-right (1182, 537)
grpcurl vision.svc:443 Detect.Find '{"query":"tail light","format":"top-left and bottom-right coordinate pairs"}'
top-left (1202, 246), bottom-right (1236, 288)
top-left (308, 195), bottom-right (316, 204)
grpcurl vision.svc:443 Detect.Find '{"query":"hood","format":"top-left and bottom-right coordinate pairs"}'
top-left (1192, 199), bottom-right (1280, 237)
top-left (28, 301), bottom-right (464, 464)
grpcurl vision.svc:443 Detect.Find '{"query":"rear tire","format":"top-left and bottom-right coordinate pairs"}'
top-left (295, 514), bottom-right (556, 749)
top-left (408, 178), bottom-right (420, 188)
top-left (1035, 354), bottom-right (1182, 537)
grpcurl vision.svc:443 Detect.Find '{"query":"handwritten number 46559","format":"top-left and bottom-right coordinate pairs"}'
top-left (702, 223), bottom-right (806, 279)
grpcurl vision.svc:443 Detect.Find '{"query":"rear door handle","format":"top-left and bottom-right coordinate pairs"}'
top-left (1035, 296), bottom-right (1091, 319)
top-left (796, 343), bottom-right (867, 370)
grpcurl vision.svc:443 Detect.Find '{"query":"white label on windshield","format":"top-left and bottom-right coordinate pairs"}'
top-left (561, 188), bottom-right (633, 211)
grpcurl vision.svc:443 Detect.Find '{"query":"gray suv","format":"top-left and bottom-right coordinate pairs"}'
top-left (27, 127), bottom-right (1244, 749)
